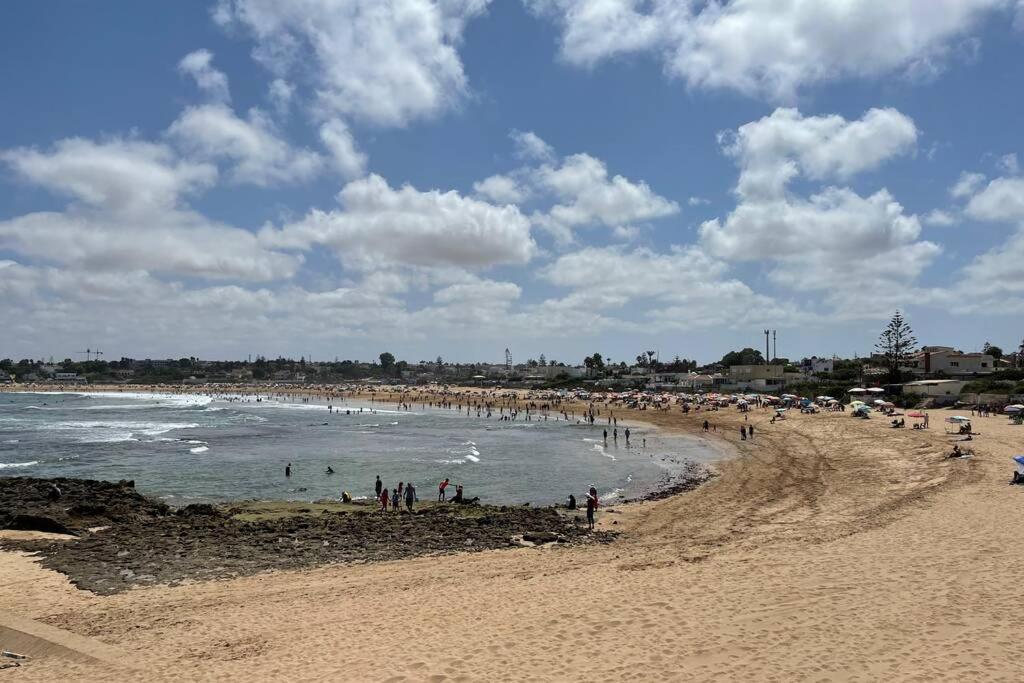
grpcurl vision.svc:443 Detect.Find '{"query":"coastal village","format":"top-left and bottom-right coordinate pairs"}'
top-left (5, 333), bottom-right (1023, 408)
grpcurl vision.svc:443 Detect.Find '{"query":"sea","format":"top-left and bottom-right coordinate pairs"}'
top-left (0, 391), bottom-right (715, 505)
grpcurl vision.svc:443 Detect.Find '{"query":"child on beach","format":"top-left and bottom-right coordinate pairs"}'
top-left (379, 488), bottom-right (389, 512)
top-left (391, 488), bottom-right (399, 511)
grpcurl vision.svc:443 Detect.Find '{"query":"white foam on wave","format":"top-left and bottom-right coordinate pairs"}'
top-left (189, 445), bottom-right (210, 454)
top-left (593, 443), bottom-right (616, 460)
top-left (41, 420), bottom-right (199, 443)
top-left (463, 453), bottom-right (480, 463)
top-left (3, 439), bottom-right (19, 444)
top-left (0, 460), bottom-right (38, 469)
top-left (435, 458), bottom-right (467, 465)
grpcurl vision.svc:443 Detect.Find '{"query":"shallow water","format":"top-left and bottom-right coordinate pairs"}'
top-left (0, 391), bottom-right (715, 505)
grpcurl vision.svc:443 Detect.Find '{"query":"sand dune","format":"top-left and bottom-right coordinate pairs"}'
top-left (2, 403), bottom-right (1023, 681)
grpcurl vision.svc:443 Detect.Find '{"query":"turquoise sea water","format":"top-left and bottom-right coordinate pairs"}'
top-left (0, 391), bottom-right (714, 505)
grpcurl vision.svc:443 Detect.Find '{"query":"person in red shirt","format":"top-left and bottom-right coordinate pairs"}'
top-left (379, 488), bottom-right (389, 512)
top-left (438, 478), bottom-right (450, 502)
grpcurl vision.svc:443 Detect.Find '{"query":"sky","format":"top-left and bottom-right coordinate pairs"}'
top-left (2, 1), bottom-right (1024, 366)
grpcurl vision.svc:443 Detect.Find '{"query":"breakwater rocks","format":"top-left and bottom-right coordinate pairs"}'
top-left (1, 477), bottom-right (614, 595)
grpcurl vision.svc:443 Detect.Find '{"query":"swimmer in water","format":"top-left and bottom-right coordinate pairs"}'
top-left (326, 466), bottom-right (335, 474)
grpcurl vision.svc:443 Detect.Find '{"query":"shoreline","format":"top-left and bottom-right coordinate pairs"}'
top-left (1, 384), bottom-right (721, 508)
top-left (3, 385), bottom-right (1023, 679)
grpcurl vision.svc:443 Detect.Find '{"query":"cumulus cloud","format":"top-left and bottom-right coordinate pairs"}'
top-left (528, 0), bottom-right (1007, 100)
top-left (701, 107), bottom-right (937, 289)
top-left (923, 209), bottom-right (957, 227)
top-left (532, 153), bottom-right (679, 243)
top-left (167, 104), bottom-right (325, 186)
top-left (473, 174), bottom-right (527, 204)
top-left (722, 107), bottom-right (918, 201)
top-left (964, 176), bottom-right (1024, 222)
top-left (541, 245), bottom-right (805, 327)
top-left (0, 137), bottom-right (298, 281)
top-left (267, 78), bottom-right (295, 115)
top-left (950, 171), bottom-right (987, 198)
top-left (213, 0), bottom-right (490, 126)
top-left (261, 173), bottom-right (536, 269)
top-left (178, 49), bottom-right (231, 102)
top-left (318, 118), bottom-right (367, 179)
top-left (510, 129), bottom-right (555, 162)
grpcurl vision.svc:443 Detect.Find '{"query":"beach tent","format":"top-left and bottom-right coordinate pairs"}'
top-left (1014, 456), bottom-right (1024, 476)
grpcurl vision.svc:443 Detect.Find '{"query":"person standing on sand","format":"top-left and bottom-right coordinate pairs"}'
top-left (703, 420), bottom-right (709, 433)
top-left (285, 463), bottom-right (291, 477)
top-left (375, 475), bottom-right (382, 499)
top-left (391, 488), bottom-right (399, 511)
top-left (379, 488), bottom-right (389, 512)
top-left (438, 478), bottom-right (450, 502)
top-left (740, 425), bottom-right (747, 440)
top-left (748, 425), bottom-right (755, 440)
top-left (405, 482), bottom-right (417, 512)
top-left (585, 491), bottom-right (597, 531)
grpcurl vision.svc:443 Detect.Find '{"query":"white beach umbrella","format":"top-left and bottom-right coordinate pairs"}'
top-left (848, 388), bottom-right (867, 394)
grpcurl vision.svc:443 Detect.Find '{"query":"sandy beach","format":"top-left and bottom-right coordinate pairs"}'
top-left (2, 389), bottom-right (1023, 681)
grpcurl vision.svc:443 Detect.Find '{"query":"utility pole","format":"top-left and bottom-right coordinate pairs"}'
top-left (764, 330), bottom-right (770, 365)
top-left (772, 330), bottom-right (777, 362)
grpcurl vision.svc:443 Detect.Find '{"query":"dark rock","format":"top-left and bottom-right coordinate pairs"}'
top-left (522, 531), bottom-right (559, 544)
top-left (176, 504), bottom-right (221, 518)
top-left (7, 514), bottom-right (77, 536)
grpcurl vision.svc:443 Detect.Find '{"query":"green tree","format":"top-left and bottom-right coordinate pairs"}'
top-left (876, 311), bottom-right (917, 383)
top-left (719, 348), bottom-right (765, 367)
top-left (982, 342), bottom-right (1003, 359)
top-left (379, 352), bottom-right (396, 374)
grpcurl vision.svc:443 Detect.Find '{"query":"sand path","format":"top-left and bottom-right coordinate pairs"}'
top-left (2, 404), bottom-right (1023, 681)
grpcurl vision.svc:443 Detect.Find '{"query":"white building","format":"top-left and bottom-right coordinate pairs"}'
top-left (905, 347), bottom-right (995, 377)
top-left (902, 379), bottom-right (967, 398)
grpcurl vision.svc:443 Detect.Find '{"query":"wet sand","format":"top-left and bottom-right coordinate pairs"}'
top-left (2, 388), bottom-right (1023, 680)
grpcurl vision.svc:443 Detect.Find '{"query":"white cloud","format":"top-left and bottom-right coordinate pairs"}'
top-left (701, 107), bottom-right (937, 289)
top-left (999, 152), bottom-right (1020, 175)
top-left (167, 104), bottom-right (324, 186)
top-left (510, 129), bottom-right (555, 162)
top-left (214, 0), bottom-right (490, 126)
top-left (434, 278), bottom-right (522, 304)
top-left (528, 0), bottom-right (1008, 100)
top-left (261, 173), bottom-right (536, 269)
top-left (923, 209), bottom-right (957, 226)
top-left (1, 137), bottom-right (216, 214)
top-left (541, 245), bottom-right (805, 327)
top-left (318, 118), bottom-right (367, 179)
top-left (0, 137), bottom-right (298, 281)
top-left (951, 171), bottom-right (987, 198)
top-left (268, 78), bottom-right (295, 115)
top-left (723, 107), bottom-right (918, 200)
top-left (964, 176), bottom-right (1024, 222)
top-left (178, 49), bottom-right (231, 103)
top-left (687, 196), bottom-right (709, 206)
top-left (473, 174), bottom-right (527, 204)
top-left (532, 153), bottom-right (679, 242)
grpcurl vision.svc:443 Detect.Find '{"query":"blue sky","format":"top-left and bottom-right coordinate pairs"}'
top-left (2, 1), bottom-right (1024, 365)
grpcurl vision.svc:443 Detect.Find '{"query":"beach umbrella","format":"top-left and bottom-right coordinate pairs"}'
top-left (866, 387), bottom-right (885, 394)
top-left (947, 416), bottom-right (971, 423)
top-left (907, 411), bottom-right (925, 418)
top-left (848, 388), bottom-right (866, 394)
top-left (1004, 405), bottom-right (1024, 413)
top-left (873, 399), bottom-right (886, 405)
top-left (1014, 456), bottom-right (1024, 475)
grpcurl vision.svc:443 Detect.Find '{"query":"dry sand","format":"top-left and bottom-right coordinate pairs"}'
top-left (2, 398), bottom-right (1024, 681)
